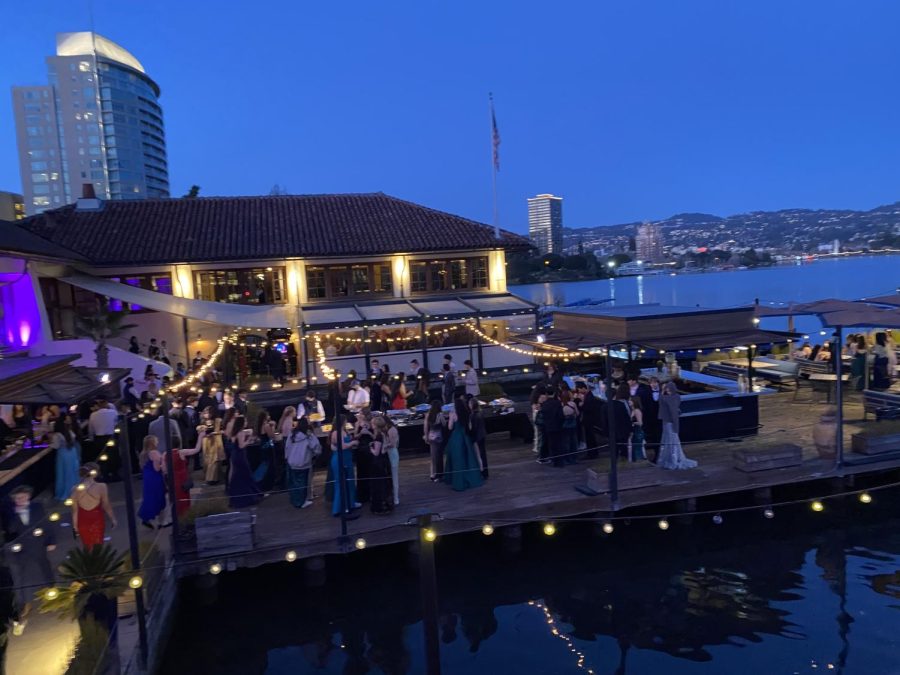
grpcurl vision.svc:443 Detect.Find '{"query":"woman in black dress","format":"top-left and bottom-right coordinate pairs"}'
top-left (368, 418), bottom-right (394, 515)
top-left (353, 415), bottom-right (375, 505)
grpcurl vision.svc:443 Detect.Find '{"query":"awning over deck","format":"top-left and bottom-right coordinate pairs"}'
top-left (0, 354), bottom-right (130, 405)
top-left (62, 274), bottom-right (291, 328)
top-left (513, 328), bottom-right (797, 353)
top-left (300, 293), bottom-right (536, 330)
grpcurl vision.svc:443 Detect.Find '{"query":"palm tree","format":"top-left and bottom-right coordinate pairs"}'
top-left (74, 300), bottom-right (137, 369)
top-left (39, 545), bottom-right (129, 671)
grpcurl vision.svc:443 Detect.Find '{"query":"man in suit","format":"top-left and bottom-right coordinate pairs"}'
top-left (643, 377), bottom-right (663, 463)
top-left (2, 485), bottom-right (55, 627)
top-left (540, 387), bottom-right (565, 467)
top-left (574, 382), bottom-right (605, 459)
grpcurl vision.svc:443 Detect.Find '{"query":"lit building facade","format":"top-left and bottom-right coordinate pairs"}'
top-left (527, 194), bottom-right (563, 255)
top-left (0, 193), bottom-right (536, 379)
top-left (0, 192), bottom-right (25, 221)
top-left (635, 222), bottom-right (665, 263)
top-left (11, 32), bottom-right (169, 215)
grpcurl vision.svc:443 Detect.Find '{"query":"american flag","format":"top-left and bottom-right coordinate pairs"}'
top-left (490, 93), bottom-right (501, 172)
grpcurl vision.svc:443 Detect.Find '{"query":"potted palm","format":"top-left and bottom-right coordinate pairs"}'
top-left (39, 545), bottom-right (129, 673)
top-left (74, 300), bottom-right (137, 369)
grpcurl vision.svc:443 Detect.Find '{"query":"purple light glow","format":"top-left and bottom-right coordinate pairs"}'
top-left (0, 270), bottom-right (42, 349)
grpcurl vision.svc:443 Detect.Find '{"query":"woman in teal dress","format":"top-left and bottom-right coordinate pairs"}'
top-left (443, 399), bottom-right (484, 492)
top-left (329, 424), bottom-right (359, 516)
top-left (52, 416), bottom-right (82, 502)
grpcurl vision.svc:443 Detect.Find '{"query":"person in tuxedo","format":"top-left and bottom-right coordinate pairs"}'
top-left (643, 377), bottom-right (663, 463)
top-left (574, 381), bottom-right (605, 459)
top-left (2, 486), bottom-right (55, 625)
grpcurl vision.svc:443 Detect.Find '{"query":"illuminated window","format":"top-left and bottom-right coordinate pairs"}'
top-left (430, 261), bottom-right (447, 291)
top-left (306, 267), bottom-right (326, 299)
top-left (351, 265), bottom-right (370, 294)
top-left (411, 262), bottom-right (428, 292)
top-left (449, 259), bottom-right (468, 289)
top-left (472, 257), bottom-right (488, 288)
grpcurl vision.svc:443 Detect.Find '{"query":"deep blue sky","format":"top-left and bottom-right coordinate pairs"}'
top-left (2, 1), bottom-right (900, 232)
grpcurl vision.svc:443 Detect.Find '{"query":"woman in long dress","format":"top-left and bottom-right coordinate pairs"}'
top-left (51, 416), bottom-right (81, 502)
top-left (172, 435), bottom-right (203, 517)
top-left (329, 423), bottom-right (359, 516)
top-left (228, 415), bottom-right (264, 508)
top-left (656, 382), bottom-right (697, 470)
top-left (353, 415), bottom-right (375, 504)
top-left (199, 407), bottom-right (224, 485)
top-left (443, 398), bottom-right (484, 492)
top-left (137, 435), bottom-right (168, 528)
top-left (71, 463), bottom-right (116, 548)
top-left (369, 420), bottom-right (394, 515)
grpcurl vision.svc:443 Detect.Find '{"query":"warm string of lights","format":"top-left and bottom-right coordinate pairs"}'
top-left (303, 323), bottom-right (467, 344)
top-left (529, 600), bottom-right (594, 674)
top-left (312, 333), bottom-right (338, 381)
top-left (467, 322), bottom-right (592, 360)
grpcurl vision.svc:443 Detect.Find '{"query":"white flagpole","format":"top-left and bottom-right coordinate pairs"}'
top-left (489, 93), bottom-right (500, 240)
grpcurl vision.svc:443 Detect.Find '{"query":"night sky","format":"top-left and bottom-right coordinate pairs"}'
top-left (2, 0), bottom-right (900, 232)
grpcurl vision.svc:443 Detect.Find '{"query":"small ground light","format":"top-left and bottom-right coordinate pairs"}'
top-left (209, 563), bottom-right (223, 575)
top-left (543, 523), bottom-right (556, 536)
top-left (712, 514), bottom-right (723, 525)
top-left (129, 576), bottom-right (143, 589)
top-left (45, 588), bottom-right (59, 600)
top-left (763, 508), bottom-right (775, 519)
top-left (285, 550), bottom-right (297, 562)
top-left (423, 528), bottom-right (437, 542)
top-left (602, 522), bottom-right (614, 534)
top-left (859, 492), bottom-right (873, 504)
top-left (482, 524), bottom-right (494, 536)
top-left (811, 500), bottom-right (825, 512)
top-left (354, 538), bottom-right (367, 550)
top-left (658, 518), bottom-right (670, 531)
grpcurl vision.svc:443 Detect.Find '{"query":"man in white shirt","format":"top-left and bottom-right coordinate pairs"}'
top-left (88, 398), bottom-right (119, 479)
top-left (347, 380), bottom-right (370, 409)
top-left (443, 354), bottom-right (457, 375)
top-left (298, 390), bottom-right (326, 420)
top-left (462, 359), bottom-right (480, 397)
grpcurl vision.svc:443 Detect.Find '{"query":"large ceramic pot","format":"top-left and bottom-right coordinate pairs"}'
top-left (812, 406), bottom-right (838, 459)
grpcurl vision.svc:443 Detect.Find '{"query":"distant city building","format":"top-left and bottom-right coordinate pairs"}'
top-left (635, 222), bottom-right (665, 263)
top-left (527, 194), bottom-right (563, 255)
top-left (11, 32), bottom-right (169, 215)
top-left (0, 191), bottom-right (25, 221)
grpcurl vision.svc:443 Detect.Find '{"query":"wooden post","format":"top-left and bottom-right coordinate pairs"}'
top-left (605, 346), bottom-right (619, 508)
top-left (475, 317), bottom-right (485, 371)
top-left (420, 320), bottom-right (429, 372)
top-left (834, 325), bottom-right (844, 469)
top-left (160, 395), bottom-right (180, 555)
top-left (117, 416), bottom-right (148, 669)
top-left (362, 327), bottom-right (371, 379)
top-left (418, 514), bottom-right (442, 675)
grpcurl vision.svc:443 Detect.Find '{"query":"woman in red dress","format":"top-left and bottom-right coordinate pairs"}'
top-left (71, 463), bottom-right (117, 549)
top-left (172, 433), bottom-right (204, 517)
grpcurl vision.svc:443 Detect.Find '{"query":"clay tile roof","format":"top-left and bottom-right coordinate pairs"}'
top-left (15, 193), bottom-right (532, 266)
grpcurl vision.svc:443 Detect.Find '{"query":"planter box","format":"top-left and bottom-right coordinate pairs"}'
top-left (851, 432), bottom-right (900, 455)
top-left (195, 512), bottom-right (254, 556)
top-left (733, 444), bottom-right (802, 472)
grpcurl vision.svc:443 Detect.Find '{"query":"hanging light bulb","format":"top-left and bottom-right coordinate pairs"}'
top-left (354, 538), bottom-right (367, 550)
top-left (129, 576), bottom-right (143, 589)
top-left (423, 528), bottom-right (437, 542)
top-left (602, 522), bottom-right (614, 534)
top-left (811, 500), bottom-right (824, 512)
top-left (859, 492), bottom-right (873, 504)
top-left (763, 508), bottom-right (775, 519)
top-left (543, 522), bottom-right (556, 536)
top-left (45, 588), bottom-right (59, 600)
top-left (209, 563), bottom-right (223, 575)
top-left (285, 550), bottom-right (297, 562)
top-left (712, 513), bottom-right (723, 525)
top-left (658, 518), bottom-right (670, 531)
top-left (481, 523), bottom-right (494, 536)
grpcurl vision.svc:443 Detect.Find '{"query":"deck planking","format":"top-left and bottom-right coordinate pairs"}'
top-left (176, 390), bottom-right (900, 571)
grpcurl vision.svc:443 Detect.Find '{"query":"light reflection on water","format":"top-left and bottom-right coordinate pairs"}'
top-left (163, 500), bottom-right (900, 674)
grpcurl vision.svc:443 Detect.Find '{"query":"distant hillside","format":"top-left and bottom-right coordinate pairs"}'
top-left (564, 202), bottom-right (900, 253)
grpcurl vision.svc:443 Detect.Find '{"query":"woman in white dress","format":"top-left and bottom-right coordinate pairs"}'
top-left (657, 382), bottom-right (697, 470)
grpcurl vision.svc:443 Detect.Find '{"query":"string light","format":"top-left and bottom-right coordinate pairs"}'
top-left (763, 508), bottom-right (775, 519)
top-left (285, 550), bottom-right (297, 562)
top-left (712, 513), bottom-right (723, 525)
top-left (423, 528), bottom-right (437, 542)
top-left (10, 544), bottom-right (21, 553)
top-left (44, 588), bottom-right (59, 600)
top-left (811, 500), bottom-right (824, 512)
top-left (63, 498), bottom-right (73, 507)
top-left (49, 513), bottom-right (60, 522)
top-left (543, 522), bottom-right (556, 536)
top-left (658, 518), bottom-right (670, 531)
top-left (354, 537), bottom-right (367, 550)
top-left (129, 576), bottom-right (143, 589)
top-left (468, 322), bottom-right (590, 359)
top-left (859, 492), bottom-right (872, 504)
top-left (209, 563), bottom-right (222, 575)
top-left (481, 523), bottom-right (494, 536)
top-left (32, 528), bottom-right (43, 537)
top-left (602, 522), bottom-right (614, 534)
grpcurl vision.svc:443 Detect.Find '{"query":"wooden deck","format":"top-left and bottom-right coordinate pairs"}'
top-left (175, 389), bottom-right (900, 572)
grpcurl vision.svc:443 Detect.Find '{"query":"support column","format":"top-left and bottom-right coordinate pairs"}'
top-left (605, 346), bottom-right (619, 509)
top-left (834, 325), bottom-right (844, 469)
top-left (420, 320), bottom-right (429, 372)
top-left (475, 318), bottom-right (485, 371)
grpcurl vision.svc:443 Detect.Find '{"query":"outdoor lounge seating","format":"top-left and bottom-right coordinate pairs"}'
top-left (793, 357), bottom-right (833, 377)
top-left (862, 388), bottom-right (900, 420)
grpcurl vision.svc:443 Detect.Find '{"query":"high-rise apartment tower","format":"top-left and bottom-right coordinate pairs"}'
top-left (527, 193), bottom-right (563, 255)
top-left (12, 32), bottom-right (169, 214)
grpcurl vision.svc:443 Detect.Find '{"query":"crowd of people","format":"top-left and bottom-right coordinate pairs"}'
top-left (529, 363), bottom-right (697, 471)
top-left (792, 330), bottom-right (898, 390)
